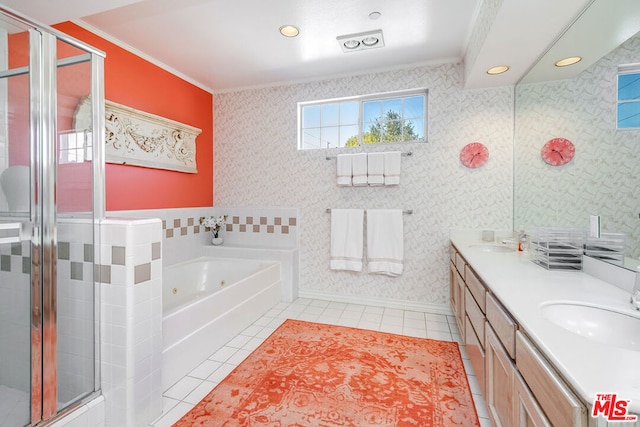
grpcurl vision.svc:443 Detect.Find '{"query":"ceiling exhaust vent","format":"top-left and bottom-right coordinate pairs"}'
top-left (337, 29), bottom-right (384, 53)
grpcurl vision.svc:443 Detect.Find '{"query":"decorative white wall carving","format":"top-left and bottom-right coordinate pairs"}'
top-left (74, 98), bottom-right (201, 173)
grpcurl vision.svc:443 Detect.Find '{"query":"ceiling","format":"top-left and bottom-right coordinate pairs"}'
top-left (1, 0), bottom-right (600, 93)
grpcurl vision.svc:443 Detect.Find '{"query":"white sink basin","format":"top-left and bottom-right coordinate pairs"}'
top-left (540, 302), bottom-right (640, 351)
top-left (468, 244), bottom-right (515, 253)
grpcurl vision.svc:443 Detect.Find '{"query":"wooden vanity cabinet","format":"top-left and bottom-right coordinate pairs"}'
top-left (449, 245), bottom-right (486, 394)
top-left (450, 243), bottom-right (589, 427)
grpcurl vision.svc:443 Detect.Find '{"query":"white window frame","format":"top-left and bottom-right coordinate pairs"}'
top-left (297, 88), bottom-right (428, 150)
top-left (617, 63), bottom-right (640, 130)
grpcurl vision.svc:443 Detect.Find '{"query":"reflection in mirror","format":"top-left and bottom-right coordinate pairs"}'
top-left (514, 2), bottom-right (640, 270)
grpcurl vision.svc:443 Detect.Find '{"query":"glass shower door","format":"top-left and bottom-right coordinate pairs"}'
top-left (0, 8), bottom-right (104, 426)
top-left (54, 36), bottom-right (97, 412)
top-left (0, 16), bottom-right (35, 427)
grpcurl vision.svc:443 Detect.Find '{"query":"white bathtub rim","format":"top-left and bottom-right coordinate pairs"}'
top-left (163, 257), bottom-right (280, 316)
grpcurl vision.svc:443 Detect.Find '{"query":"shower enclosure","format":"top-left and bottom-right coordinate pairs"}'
top-left (0, 8), bottom-right (104, 427)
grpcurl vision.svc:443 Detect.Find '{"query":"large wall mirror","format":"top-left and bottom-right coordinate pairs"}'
top-left (514, 0), bottom-right (640, 268)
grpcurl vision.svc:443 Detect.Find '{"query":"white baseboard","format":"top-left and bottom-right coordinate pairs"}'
top-left (297, 289), bottom-right (453, 315)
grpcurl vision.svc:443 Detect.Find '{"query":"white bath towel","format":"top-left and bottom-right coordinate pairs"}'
top-left (384, 151), bottom-right (402, 186)
top-left (366, 209), bottom-right (404, 276)
top-left (351, 153), bottom-right (368, 186)
top-left (330, 209), bottom-right (364, 272)
top-left (367, 153), bottom-right (385, 186)
top-left (336, 154), bottom-right (352, 186)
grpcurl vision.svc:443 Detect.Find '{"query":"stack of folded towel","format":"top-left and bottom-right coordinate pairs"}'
top-left (335, 152), bottom-right (402, 186)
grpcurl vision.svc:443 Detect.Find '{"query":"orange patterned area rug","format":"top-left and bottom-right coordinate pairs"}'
top-left (174, 319), bottom-right (479, 426)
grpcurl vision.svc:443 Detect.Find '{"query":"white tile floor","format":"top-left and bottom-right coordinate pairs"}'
top-left (149, 298), bottom-right (493, 427)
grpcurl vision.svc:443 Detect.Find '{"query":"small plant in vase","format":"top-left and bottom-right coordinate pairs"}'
top-left (201, 215), bottom-right (227, 245)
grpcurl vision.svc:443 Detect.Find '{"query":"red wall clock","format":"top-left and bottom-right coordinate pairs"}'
top-left (460, 142), bottom-right (489, 168)
top-left (541, 137), bottom-right (575, 166)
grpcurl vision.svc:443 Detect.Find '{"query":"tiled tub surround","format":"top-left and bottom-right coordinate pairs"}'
top-left (110, 207), bottom-right (299, 267)
top-left (214, 63), bottom-right (514, 313)
top-left (98, 218), bottom-right (163, 427)
top-left (111, 207), bottom-right (300, 301)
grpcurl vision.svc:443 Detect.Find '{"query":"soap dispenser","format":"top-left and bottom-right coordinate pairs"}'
top-left (517, 230), bottom-right (528, 252)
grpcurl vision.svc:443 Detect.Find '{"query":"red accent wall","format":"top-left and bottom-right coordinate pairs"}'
top-left (54, 22), bottom-right (214, 211)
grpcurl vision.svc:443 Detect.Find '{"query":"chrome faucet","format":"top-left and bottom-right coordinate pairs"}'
top-left (631, 268), bottom-right (640, 310)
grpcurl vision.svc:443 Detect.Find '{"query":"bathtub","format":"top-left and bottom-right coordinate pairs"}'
top-left (162, 256), bottom-right (281, 390)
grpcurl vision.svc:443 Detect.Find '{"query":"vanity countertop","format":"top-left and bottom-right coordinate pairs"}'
top-left (450, 237), bottom-right (640, 413)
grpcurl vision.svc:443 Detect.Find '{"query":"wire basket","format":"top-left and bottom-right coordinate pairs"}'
top-left (584, 232), bottom-right (626, 266)
top-left (530, 227), bottom-right (584, 270)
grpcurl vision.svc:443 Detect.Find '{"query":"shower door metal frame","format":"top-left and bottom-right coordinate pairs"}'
top-left (0, 6), bottom-right (106, 425)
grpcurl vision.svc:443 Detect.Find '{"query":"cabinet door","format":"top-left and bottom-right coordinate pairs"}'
top-left (449, 261), bottom-right (458, 314)
top-left (449, 261), bottom-right (465, 339)
top-left (465, 315), bottom-right (485, 395)
top-left (514, 370), bottom-right (552, 427)
top-left (486, 325), bottom-right (513, 427)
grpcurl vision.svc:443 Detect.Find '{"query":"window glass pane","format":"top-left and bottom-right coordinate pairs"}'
top-left (321, 103), bottom-right (339, 126)
top-left (363, 122), bottom-right (381, 144)
top-left (618, 73), bottom-right (640, 101)
top-left (302, 128), bottom-right (321, 149)
top-left (404, 96), bottom-right (424, 119)
top-left (302, 105), bottom-right (320, 128)
top-left (341, 125), bottom-right (359, 147)
top-left (383, 98), bottom-right (402, 119)
top-left (363, 100), bottom-right (382, 123)
top-left (382, 119), bottom-right (403, 142)
top-left (321, 127), bottom-right (339, 148)
top-left (404, 119), bottom-right (424, 141)
top-left (618, 102), bottom-right (640, 128)
top-left (340, 101), bottom-right (358, 125)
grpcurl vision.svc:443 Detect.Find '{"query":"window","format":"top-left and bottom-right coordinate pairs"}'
top-left (298, 89), bottom-right (426, 149)
top-left (617, 65), bottom-right (640, 129)
top-left (59, 130), bottom-right (92, 164)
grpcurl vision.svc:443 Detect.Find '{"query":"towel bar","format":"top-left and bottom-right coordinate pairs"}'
top-left (326, 208), bottom-right (413, 214)
top-left (325, 151), bottom-right (412, 160)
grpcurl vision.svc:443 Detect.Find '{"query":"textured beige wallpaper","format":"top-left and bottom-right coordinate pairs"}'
top-left (214, 62), bottom-right (514, 310)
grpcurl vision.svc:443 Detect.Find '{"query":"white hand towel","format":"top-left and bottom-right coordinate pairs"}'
top-left (330, 209), bottom-right (364, 272)
top-left (366, 209), bottom-right (404, 276)
top-left (336, 154), bottom-right (352, 186)
top-left (367, 153), bottom-right (385, 186)
top-left (384, 151), bottom-right (401, 186)
top-left (351, 153), bottom-right (368, 186)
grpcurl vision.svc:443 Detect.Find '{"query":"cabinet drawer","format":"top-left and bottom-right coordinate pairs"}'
top-left (455, 252), bottom-right (466, 279)
top-left (516, 332), bottom-right (586, 427)
top-left (465, 265), bottom-right (486, 312)
top-left (486, 293), bottom-right (517, 358)
top-left (464, 315), bottom-right (485, 393)
top-left (465, 287), bottom-right (485, 348)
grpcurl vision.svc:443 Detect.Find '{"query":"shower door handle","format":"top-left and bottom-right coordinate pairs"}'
top-left (0, 222), bottom-right (23, 244)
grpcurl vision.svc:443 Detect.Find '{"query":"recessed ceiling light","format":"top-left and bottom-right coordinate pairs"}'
top-left (279, 25), bottom-right (299, 37)
top-left (486, 65), bottom-right (510, 75)
top-left (555, 56), bottom-right (582, 67)
top-left (369, 11), bottom-right (382, 20)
